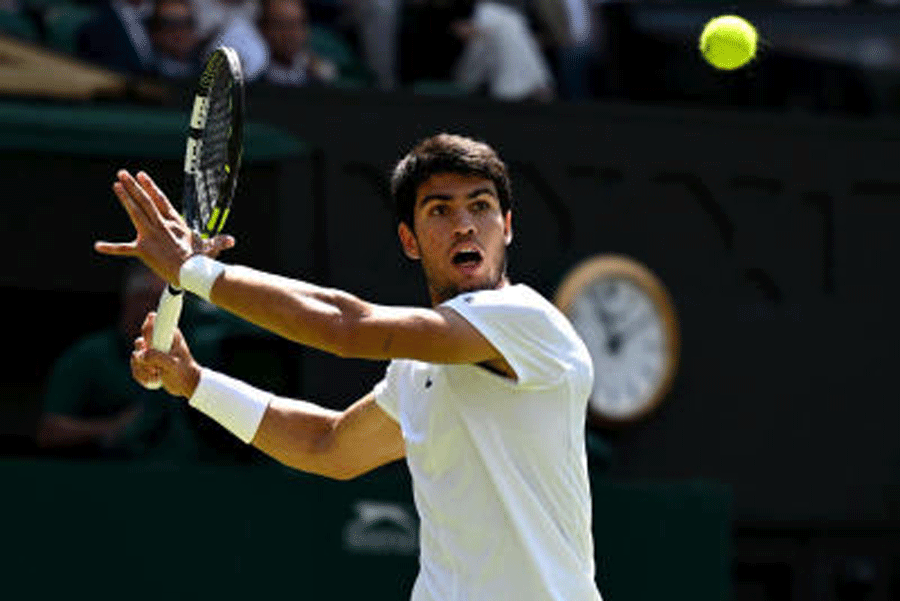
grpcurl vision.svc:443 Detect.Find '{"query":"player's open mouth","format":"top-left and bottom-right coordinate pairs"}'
top-left (452, 249), bottom-right (483, 270)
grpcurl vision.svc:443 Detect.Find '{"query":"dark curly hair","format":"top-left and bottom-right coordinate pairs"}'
top-left (390, 134), bottom-right (512, 231)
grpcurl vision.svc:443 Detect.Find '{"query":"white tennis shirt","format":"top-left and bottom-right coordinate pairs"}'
top-left (373, 284), bottom-right (602, 601)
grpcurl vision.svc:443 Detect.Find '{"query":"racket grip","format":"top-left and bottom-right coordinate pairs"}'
top-left (145, 285), bottom-right (185, 390)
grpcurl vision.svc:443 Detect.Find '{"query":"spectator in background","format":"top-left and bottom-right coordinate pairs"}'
top-left (77, 0), bottom-right (154, 75)
top-left (258, 0), bottom-right (337, 86)
top-left (532, 0), bottom-right (599, 100)
top-left (451, 1), bottom-right (555, 102)
top-left (145, 0), bottom-right (204, 79)
top-left (36, 264), bottom-right (200, 461)
top-left (350, 0), bottom-right (402, 91)
top-left (196, 0), bottom-right (270, 81)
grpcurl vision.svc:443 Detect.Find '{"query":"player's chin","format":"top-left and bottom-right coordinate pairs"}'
top-left (455, 270), bottom-right (501, 293)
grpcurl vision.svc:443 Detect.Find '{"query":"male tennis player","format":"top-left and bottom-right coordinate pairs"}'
top-left (95, 133), bottom-right (602, 601)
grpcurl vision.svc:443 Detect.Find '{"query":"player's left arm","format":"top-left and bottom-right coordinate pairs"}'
top-left (209, 266), bottom-right (509, 370)
top-left (98, 171), bottom-right (509, 372)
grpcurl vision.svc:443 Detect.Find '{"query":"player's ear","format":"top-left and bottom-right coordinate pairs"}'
top-left (398, 222), bottom-right (421, 260)
top-left (503, 210), bottom-right (513, 246)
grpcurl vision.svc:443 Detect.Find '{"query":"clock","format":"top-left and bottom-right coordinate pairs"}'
top-left (554, 254), bottom-right (680, 427)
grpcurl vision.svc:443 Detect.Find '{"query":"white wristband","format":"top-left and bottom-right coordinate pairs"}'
top-left (179, 255), bottom-right (226, 301)
top-left (188, 369), bottom-right (271, 443)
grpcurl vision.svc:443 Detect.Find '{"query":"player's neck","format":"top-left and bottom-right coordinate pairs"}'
top-left (428, 275), bottom-right (510, 306)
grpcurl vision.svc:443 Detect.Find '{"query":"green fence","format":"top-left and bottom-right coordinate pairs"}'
top-left (2, 459), bottom-right (731, 600)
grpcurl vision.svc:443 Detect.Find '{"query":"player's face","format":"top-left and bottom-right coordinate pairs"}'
top-left (399, 172), bottom-right (512, 305)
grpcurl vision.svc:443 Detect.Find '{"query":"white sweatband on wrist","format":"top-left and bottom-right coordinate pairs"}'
top-left (189, 369), bottom-right (271, 443)
top-left (179, 255), bottom-right (226, 301)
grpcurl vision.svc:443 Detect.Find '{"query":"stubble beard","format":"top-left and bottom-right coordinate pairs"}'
top-left (425, 249), bottom-right (509, 306)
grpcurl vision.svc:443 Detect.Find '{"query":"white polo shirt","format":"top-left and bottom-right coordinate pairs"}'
top-left (373, 284), bottom-right (601, 601)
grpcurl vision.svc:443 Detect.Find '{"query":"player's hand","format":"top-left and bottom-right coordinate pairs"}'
top-left (202, 232), bottom-right (237, 260)
top-left (130, 171), bottom-right (236, 260)
top-left (94, 170), bottom-right (235, 285)
top-left (131, 312), bottom-right (202, 399)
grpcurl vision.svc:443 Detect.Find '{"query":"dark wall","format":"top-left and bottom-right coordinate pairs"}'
top-left (244, 86), bottom-right (900, 524)
top-left (4, 88), bottom-right (900, 526)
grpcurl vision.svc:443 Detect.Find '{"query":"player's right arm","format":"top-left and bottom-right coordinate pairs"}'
top-left (133, 315), bottom-right (405, 481)
top-left (254, 391), bottom-right (405, 481)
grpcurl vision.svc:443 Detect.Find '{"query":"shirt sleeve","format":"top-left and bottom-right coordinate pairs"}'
top-left (443, 286), bottom-right (571, 389)
top-left (371, 360), bottom-right (401, 423)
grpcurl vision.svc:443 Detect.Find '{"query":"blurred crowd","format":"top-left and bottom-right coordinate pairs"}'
top-left (2, 0), bottom-right (900, 111)
top-left (0, 0), bottom-right (603, 102)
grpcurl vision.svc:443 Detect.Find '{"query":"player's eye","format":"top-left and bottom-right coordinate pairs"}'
top-left (429, 204), bottom-right (448, 216)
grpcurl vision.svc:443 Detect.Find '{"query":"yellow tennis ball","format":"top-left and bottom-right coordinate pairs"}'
top-left (699, 15), bottom-right (758, 70)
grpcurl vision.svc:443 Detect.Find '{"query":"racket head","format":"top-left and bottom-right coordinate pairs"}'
top-left (182, 45), bottom-right (245, 239)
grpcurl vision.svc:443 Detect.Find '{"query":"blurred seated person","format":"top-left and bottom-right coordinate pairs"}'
top-left (77, 0), bottom-right (154, 75)
top-left (196, 0), bottom-right (269, 82)
top-left (350, 0), bottom-right (401, 91)
top-left (532, 0), bottom-right (599, 100)
top-left (258, 0), bottom-right (337, 86)
top-left (193, 0), bottom-right (257, 42)
top-left (452, 0), bottom-right (555, 102)
top-left (36, 264), bottom-right (202, 461)
top-left (145, 0), bottom-right (204, 79)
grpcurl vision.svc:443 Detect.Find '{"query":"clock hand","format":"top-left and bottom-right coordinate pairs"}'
top-left (612, 313), bottom-right (653, 345)
top-left (591, 288), bottom-right (617, 332)
top-left (596, 308), bottom-right (614, 332)
top-left (589, 288), bottom-right (627, 354)
top-left (602, 312), bottom-right (653, 356)
top-left (606, 332), bottom-right (623, 355)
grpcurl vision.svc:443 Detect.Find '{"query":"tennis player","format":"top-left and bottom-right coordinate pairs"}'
top-left (95, 133), bottom-right (603, 601)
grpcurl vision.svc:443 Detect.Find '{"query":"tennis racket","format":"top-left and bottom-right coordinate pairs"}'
top-left (146, 46), bottom-right (245, 389)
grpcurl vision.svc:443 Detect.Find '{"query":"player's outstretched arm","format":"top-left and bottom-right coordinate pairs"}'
top-left (107, 169), bottom-right (508, 372)
top-left (208, 265), bottom-right (502, 366)
top-left (132, 314), bottom-right (405, 480)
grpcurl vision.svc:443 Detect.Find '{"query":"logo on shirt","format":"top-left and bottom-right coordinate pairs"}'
top-left (425, 377), bottom-right (432, 389)
top-left (343, 500), bottom-right (419, 555)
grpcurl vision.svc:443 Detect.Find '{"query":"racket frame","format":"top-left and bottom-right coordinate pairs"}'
top-left (146, 46), bottom-right (244, 389)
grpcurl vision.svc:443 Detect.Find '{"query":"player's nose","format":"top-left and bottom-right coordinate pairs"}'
top-left (451, 208), bottom-right (477, 236)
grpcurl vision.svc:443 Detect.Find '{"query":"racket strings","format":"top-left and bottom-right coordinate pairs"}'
top-left (196, 68), bottom-right (236, 231)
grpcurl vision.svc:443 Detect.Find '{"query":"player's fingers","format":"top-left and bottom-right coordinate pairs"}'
top-left (131, 349), bottom-right (160, 387)
top-left (169, 327), bottom-right (194, 360)
top-left (136, 171), bottom-right (179, 221)
top-left (111, 179), bottom-right (151, 232)
top-left (140, 312), bottom-right (157, 340)
top-left (94, 240), bottom-right (139, 256)
top-left (206, 234), bottom-right (236, 258)
top-left (117, 170), bottom-right (164, 225)
top-left (140, 346), bottom-right (181, 372)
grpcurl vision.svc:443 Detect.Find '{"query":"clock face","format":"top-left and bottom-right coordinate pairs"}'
top-left (567, 279), bottom-right (669, 421)
top-left (554, 255), bottom-right (679, 426)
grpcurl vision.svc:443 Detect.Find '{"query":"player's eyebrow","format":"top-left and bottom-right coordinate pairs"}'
top-left (417, 187), bottom-right (496, 208)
